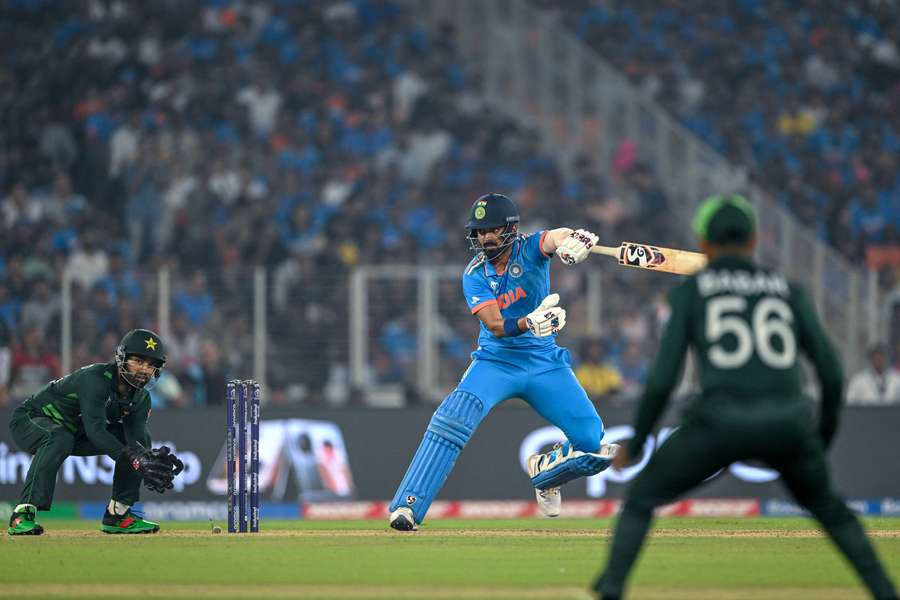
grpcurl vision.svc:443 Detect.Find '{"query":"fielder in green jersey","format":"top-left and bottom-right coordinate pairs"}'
top-left (593, 196), bottom-right (897, 600)
top-left (7, 328), bottom-right (183, 536)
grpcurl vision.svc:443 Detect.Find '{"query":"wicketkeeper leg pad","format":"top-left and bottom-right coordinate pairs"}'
top-left (389, 390), bottom-right (484, 524)
top-left (530, 442), bottom-right (618, 490)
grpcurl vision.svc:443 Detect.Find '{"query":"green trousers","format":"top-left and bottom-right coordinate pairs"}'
top-left (594, 403), bottom-right (897, 599)
top-left (9, 407), bottom-right (144, 511)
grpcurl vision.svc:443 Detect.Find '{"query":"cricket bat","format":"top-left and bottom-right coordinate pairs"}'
top-left (590, 242), bottom-right (707, 275)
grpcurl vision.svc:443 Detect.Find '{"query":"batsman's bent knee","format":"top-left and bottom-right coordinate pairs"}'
top-left (530, 442), bottom-right (619, 490)
top-left (389, 390), bottom-right (484, 524)
top-left (566, 417), bottom-right (605, 453)
top-left (426, 389), bottom-right (483, 446)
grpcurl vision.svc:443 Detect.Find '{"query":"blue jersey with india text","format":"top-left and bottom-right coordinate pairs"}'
top-left (462, 231), bottom-right (570, 367)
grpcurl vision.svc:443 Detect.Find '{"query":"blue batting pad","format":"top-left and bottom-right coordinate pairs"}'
top-left (531, 443), bottom-right (613, 490)
top-left (389, 390), bottom-right (484, 523)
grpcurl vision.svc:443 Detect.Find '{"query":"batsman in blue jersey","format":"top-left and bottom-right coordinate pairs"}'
top-left (389, 193), bottom-right (620, 531)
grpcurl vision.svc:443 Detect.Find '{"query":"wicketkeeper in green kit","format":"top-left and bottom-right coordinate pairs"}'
top-left (7, 328), bottom-right (184, 535)
top-left (592, 196), bottom-right (898, 600)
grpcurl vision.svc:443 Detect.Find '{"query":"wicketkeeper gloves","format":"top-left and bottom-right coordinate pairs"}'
top-left (121, 443), bottom-right (184, 493)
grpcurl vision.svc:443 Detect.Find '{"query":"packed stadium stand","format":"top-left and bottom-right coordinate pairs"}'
top-left (547, 0), bottom-right (899, 265)
top-left (1, 0), bottom-right (897, 408)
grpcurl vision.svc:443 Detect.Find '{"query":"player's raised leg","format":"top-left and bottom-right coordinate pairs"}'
top-left (523, 367), bottom-right (618, 516)
top-left (388, 359), bottom-right (521, 530)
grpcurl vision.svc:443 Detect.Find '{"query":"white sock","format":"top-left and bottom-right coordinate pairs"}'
top-left (14, 503), bottom-right (36, 514)
top-left (108, 500), bottom-right (131, 516)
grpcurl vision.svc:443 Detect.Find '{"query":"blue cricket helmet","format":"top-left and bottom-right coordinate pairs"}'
top-left (464, 193), bottom-right (520, 230)
top-left (465, 193), bottom-right (520, 259)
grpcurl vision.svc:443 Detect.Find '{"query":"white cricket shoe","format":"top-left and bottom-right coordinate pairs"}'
top-left (599, 442), bottom-right (621, 462)
top-left (528, 447), bottom-right (562, 518)
top-left (389, 506), bottom-right (418, 531)
top-left (534, 485), bottom-right (561, 518)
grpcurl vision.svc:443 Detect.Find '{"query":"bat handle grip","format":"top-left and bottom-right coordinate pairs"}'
top-left (590, 245), bottom-right (620, 258)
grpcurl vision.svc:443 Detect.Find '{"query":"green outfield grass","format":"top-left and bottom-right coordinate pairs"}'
top-left (3, 517), bottom-right (899, 599)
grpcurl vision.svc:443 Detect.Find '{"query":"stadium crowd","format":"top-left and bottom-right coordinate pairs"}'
top-left (548, 0), bottom-right (900, 270)
top-left (0, 0), bottom-right (898, 408)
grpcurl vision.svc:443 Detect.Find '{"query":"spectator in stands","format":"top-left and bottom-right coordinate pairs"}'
top-left (0, 283), bottom-right (20, 335)
top-left (10, 327), bottom-right (60, 400)
top-left (148, 370), bottom-right (187, 410)
top-left (66, 231), bottom-right (109, 291)
top-left (847, 345), bottom-right (900, 405)
top-left (173, 271), bottom-right (215, 328)
top-left (2, 182), bottom-right (43, 228)
top-left (615, 341), bottom-right (649, 398)
top-left (575, 338), bottom-right (622, 402)
top-left (20, 278), bottom-right (60, 334)
top-left (0, 315), bottom-right (11, 406)
top-left (185, 339), bottom-right (228, 407)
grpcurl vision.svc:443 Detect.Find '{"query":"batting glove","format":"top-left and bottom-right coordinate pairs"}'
top-left (556, 228), bottom-right (598, 265)
top-left (525, 293), bottom-right (567, 337)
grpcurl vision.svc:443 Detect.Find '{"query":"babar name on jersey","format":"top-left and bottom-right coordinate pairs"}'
top-left (697, 270), bottom-right (789, 298)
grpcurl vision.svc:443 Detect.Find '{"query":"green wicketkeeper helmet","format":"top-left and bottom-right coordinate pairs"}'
top-left (115, 328), bottom-right (166, 389)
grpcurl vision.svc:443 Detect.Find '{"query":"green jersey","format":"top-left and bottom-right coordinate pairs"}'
top-left (631, 255), bottom-right (843, 452)
top-left (19, 362), bottom-right (151, 460)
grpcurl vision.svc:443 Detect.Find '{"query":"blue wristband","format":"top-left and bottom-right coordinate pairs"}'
top-left (503, 317), bottom-right (525, 337)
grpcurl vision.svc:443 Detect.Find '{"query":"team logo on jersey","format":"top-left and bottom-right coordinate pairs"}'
top-left (489, 280), bottom-right (499, 292)
top-left (508, 262), bottom-right (523, 278)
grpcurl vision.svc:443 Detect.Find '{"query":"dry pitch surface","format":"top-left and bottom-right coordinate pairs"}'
top-left (4, 517), bottom-right (900, 599)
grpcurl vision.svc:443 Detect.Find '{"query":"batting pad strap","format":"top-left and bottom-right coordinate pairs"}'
top-left (428, 414), bottom-right (473, 448)
top-left (530, 444), bottom-right (614, 490)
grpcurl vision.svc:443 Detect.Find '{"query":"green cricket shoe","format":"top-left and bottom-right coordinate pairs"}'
top-left (8, 504), bottom-right (44, 536)
top-left (101, 509), bottom-right (160, 534)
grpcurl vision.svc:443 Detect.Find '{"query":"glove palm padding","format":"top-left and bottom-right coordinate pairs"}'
top-left (122, 443), bottom-right (183, 494)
